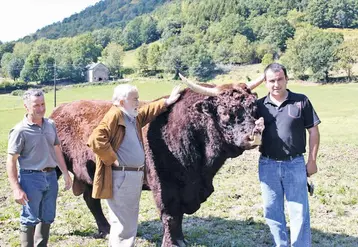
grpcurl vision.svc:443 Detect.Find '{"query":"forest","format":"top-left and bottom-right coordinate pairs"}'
top-left (1, 0), bottom-right (358, 86)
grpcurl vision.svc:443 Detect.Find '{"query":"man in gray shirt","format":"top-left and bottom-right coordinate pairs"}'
top-left (7, 89), bottom-right (72, 247)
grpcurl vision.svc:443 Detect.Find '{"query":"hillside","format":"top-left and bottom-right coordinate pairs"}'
top-left (1, 0), bottom-right (358, 84)
top-left (22, 0), bottom-right (170, 41)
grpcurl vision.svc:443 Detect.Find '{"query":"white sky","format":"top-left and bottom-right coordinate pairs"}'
top-left (0, 0), bottom-right (101, 42)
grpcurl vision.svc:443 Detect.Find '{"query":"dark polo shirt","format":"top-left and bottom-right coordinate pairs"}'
top-left (257, 90), bottom-right (321, 160)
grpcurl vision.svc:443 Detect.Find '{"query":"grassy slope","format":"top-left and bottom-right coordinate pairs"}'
top-left (0, 71), bottom-right (358, 246)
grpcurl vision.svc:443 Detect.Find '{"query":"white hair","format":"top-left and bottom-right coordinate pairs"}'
top-left (112, 84), bottom-right (138, 106)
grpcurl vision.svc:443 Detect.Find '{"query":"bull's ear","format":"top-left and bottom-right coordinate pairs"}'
top-left (194, 101), bottom-right (212, 116)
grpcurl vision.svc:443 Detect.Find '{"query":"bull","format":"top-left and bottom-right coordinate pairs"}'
top-left (50, 75), bottom-right (264, 246)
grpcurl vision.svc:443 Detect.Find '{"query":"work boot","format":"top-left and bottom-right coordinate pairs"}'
top-left (20, 224), bottom-right (35, 247)
top-left (34, 222), bottom-right (51, 247)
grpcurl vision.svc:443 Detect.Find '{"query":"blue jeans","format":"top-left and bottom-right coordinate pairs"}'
top-left (259, 155), bottom-right (311, 247)
top-left (19, 169), bottom-right (59, 226)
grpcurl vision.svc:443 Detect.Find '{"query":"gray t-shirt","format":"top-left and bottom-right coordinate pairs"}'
top-left (8, 116), bottom-right (60, 170)
top-left (116, 112), bottom-right (145, 167)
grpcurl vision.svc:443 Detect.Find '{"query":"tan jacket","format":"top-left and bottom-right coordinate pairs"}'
top-left (87, 99), bottom-right (167, 199)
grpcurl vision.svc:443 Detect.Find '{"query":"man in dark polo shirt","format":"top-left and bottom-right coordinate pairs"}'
top-left (256, 63), bottom-right (320, 247)
top-left (6, 89), bottom-right (72, 247)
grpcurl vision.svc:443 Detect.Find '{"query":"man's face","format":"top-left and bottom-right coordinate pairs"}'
top-left (25, 95), bottom-right (46, 119)
top-left (122, 91), bottom-right (139, 117)
top-left (265, 69), bottom-right (288, 97)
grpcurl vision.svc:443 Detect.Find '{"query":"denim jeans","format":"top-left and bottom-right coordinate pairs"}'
top-left (259, 155), bottom-right (311, 247)
top-left (19, 169), bottom-right (59, 226)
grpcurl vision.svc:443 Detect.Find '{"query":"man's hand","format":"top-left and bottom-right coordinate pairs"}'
top-left (13, 188), bottom-right (29, 205)
top-left (165, 85), bottom-right (181, 106)
top-left (63, 173), bottom-right (73, 191)
top-left (306, 160), bottom-right (318, 177)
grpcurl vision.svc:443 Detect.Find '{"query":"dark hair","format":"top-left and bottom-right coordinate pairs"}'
top-left (264, 63), bottom-right (288, 78)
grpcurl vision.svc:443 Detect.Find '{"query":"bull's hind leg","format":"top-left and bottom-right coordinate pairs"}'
top-left (161, 213), bottom-right (186, 247)
top-left (83, 185), bottom-right (110, 238)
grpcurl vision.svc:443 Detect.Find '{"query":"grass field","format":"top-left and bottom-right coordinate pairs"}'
top-left (0, 73), bottom-right (358, 246)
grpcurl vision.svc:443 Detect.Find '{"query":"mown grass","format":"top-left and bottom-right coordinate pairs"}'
top-left (0, 69), bottom-right (358, 246)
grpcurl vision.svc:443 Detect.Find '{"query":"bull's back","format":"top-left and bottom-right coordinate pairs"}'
top-left (50, 100), bottom-right (112, 183)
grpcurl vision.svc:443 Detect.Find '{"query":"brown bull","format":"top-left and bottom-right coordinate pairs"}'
top-left (50, 76), bottom-right (264, 246)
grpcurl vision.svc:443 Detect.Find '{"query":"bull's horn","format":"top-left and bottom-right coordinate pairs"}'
top-left (178, 73), bottom-right (219, 96)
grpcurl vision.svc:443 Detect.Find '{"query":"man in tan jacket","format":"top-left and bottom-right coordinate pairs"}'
top-left (87, 84), bottom-right (180, 247)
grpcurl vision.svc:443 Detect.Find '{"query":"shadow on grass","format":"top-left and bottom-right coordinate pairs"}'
top-left (137, 216), bottom-right (358, 247)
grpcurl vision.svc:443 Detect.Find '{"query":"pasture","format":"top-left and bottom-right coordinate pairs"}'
top-left (0, 77), bottom-right (358, 246)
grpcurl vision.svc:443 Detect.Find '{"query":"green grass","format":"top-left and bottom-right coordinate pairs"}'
top-left (0, 71), bottom-right (358, 246)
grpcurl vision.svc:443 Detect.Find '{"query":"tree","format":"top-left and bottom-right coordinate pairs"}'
top-left (281, 27), bottom-right (343, 81)
top-left (306, 0), bottom-right (331, 28)
top-left (250, 16), bottom-right (295, 51)
top-left (121, 18), bottom-right (142, 50)
top-left (8, 57), bottom-right (25, 80)
top-left (1, 53), bottom-right (13, 78)
top-left (101, 42), bottom-right (124, 78)
top-left (0, 42), bottom-right (15, 63)
top-left (21, 52), bottom-right (41, 82)
top-left (161, 45), bottom-right (187, 79)
top-left (140, 16), bottom-right (160, 44)
top-left (336, 39), bottom-right (358, 79)
top-left (230, 34), bottom-right (254, 64)
top-left (261, 53), bottom-right (274, 68)
top-left (136, 44), bottom-right (149, 72)
top-left (213, 40), bottom-right (232, 64)
top-left (147, 43), bottom-right (162, 70)
top-left (38, 55), bottom-right (55, 83)
top-left (188, 45), bottom-right (216, 79)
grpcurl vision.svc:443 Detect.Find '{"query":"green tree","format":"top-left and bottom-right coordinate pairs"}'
top-left (0, 42), bottom-right (15, 63)
top-left (136, 44), bottom-right (149, 72)
top-left (161, 45), bottom-right (187, 79)
top-left (336, 39), bottom-right (358, 79)
top-left (101, 42), bottom-right (124, 78)
top-left (261, 53), bottom-right (274, 68)
top-left (21, 53), bottom-right (41, 82)
top-left (230, 34), bottom-right (254, 64)
top-left (140, 16), bottom-right (160, 44)
top-left (188, 45), bottom-right (216, 79)
top-left (122, 18), bottom-right (142, 50)
top-left (38, 55), bottom-right (55, 83)
top-left (282, 27), bottom-right (343, 81)
top-left (306, 0), bottom-right (331, 28)
top-left (8, 57), bottom-right (25, 80)
top-left (1, 53), bottom-right (13, 78)
top-left (213, 41), bottom-right (232, 64)
top-left (147, 43), bottom-right (162, 70)
top-left (250, 16), bottom-right (295, 51)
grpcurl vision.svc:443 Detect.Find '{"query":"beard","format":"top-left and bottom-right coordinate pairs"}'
top-left (122, 102), bottom-right (138, 118)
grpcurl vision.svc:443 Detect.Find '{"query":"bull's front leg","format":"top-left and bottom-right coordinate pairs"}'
top-left (83, 185), bottom-right (110, 238)
top-left (161, 212), bottom-right (186, 247)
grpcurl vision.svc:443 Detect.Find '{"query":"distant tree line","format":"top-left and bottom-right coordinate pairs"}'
top-left (1, 0), bottom-right (358, 83)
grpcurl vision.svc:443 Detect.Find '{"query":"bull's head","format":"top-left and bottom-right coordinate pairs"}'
top-left (179, 73), bottom-right (264, 148)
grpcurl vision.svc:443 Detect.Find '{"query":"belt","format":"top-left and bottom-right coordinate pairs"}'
top-left (21, 167), bottom-right (56, 173)
top-left (261, 154), bottom-right (302, 161)
top-left (112, 165), bottom-right (144, 172)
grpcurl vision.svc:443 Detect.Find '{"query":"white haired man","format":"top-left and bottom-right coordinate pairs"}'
top-left (87, 84), bottom-right (180, 247)
top-left (7, 89), bottom-right (72, 247)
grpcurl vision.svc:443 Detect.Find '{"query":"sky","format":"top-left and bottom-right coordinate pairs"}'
top-left (0, 0), bottom-right (101, 42)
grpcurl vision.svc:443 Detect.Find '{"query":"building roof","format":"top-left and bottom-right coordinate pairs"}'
top-left (86, 62), bottom-right (108, 70)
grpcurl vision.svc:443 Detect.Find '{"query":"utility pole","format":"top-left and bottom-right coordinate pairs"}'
top-left (54, 61), bottom-right (57, 107)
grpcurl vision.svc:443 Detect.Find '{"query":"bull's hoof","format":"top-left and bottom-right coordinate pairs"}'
top-left (93, 230), bottom-right (109, 239)
top-left (161, 239), bottom-right (187, 247)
